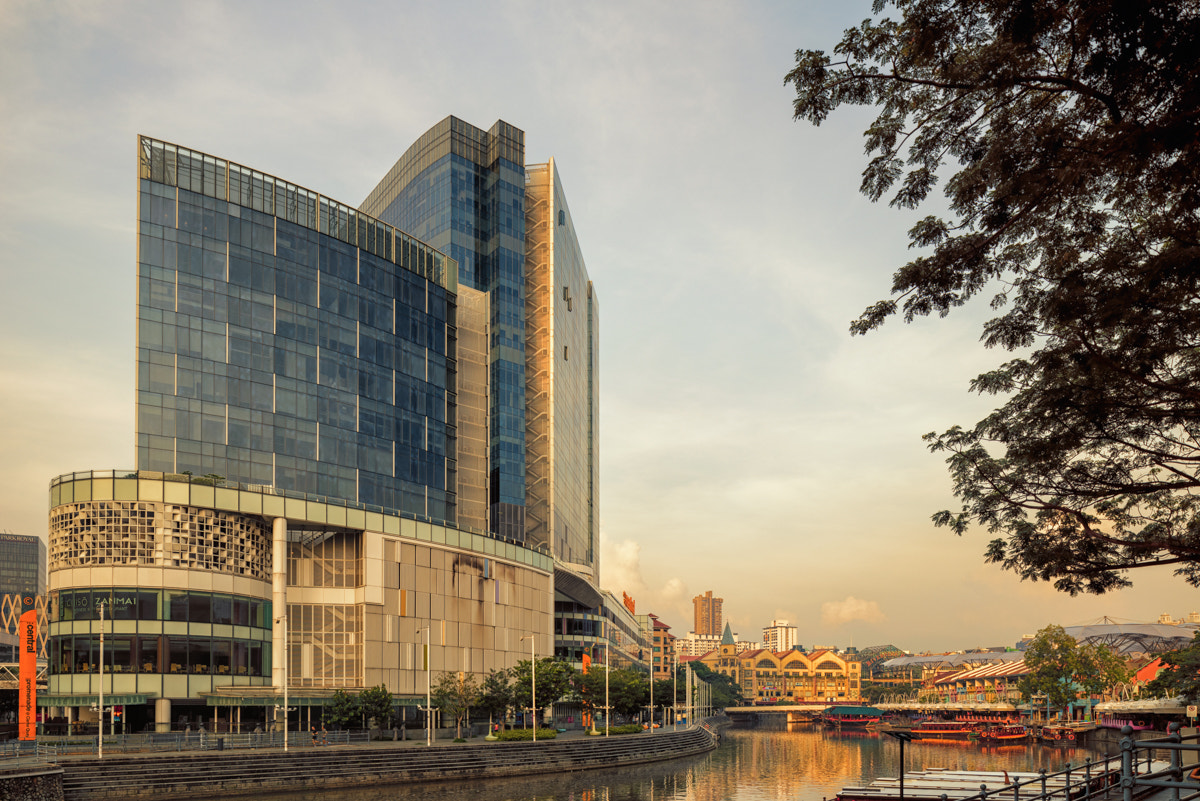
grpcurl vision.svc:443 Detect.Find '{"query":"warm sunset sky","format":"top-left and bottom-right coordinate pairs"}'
top-left (2, 1), bottom-right (1195, 652)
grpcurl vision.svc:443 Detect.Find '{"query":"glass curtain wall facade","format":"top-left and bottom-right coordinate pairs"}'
top-left (135, 136), bottom-right (458, 524)
top-left (361, 117), bottom-right (528, 543)
top-left (0, 533), bottom-right (47, 599)
top-left (454, 287), bottom-right (490, 533)
top-left (524, 161), bottom-right (600, 573)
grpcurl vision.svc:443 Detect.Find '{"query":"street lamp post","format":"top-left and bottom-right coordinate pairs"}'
top-left (686, 662), bottom-right (693, 727)
top-left (885, 731), bottom-right (913, 801)
top-left (98, 601), bottom-right (105, 759)
top-left (521, 635), bottom-right (536, 741)
top-left (604, 634), bottom-right (610, 737)
top-left (673, 649), bottom-right (678, 730)
top-left (427, 623), bottom-right (436, 753)
top-left (275, 614), bottom-right (288, 751)
top-left (648, 660), bottom-right (654, 734)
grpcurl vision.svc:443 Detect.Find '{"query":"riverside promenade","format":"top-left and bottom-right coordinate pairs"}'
top-left (1, 720), bottom-right (726, 801)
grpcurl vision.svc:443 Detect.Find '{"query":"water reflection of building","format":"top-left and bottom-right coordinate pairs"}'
top-left (700, 625), bottom-right (862, 703)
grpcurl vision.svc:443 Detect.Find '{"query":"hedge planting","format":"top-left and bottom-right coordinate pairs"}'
top-left (495, 728), bottom-right (558, 741)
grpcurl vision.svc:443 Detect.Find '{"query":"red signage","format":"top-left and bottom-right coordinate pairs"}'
top-left (19, 595), bottom-right (37, 740)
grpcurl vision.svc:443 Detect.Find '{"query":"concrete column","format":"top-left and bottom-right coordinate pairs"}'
top-left (155, 698), bottom-right (171, 733)
top-left (272, 516), bottom-right (288, 690)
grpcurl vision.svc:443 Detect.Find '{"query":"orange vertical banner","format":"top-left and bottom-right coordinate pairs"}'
top-left (19, 594), bottom-right (37, 740)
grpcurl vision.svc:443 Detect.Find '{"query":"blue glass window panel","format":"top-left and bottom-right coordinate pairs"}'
top-left (317, 391), bottom-right (357, 429)
top-left (320, 241), bottom-right (357, 283)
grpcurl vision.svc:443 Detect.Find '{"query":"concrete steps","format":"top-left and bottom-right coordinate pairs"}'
top-left (60, 726), bottom-right (720, 799)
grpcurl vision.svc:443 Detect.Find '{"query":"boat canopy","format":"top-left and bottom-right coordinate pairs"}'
top-left (826, 706), bottom-right (884, 716)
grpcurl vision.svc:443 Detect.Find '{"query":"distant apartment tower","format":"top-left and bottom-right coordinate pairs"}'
top-left (0, 533), bottom-right (47, 645)
top-left (762, 619), bottom-right (798, 652)
top-left (0, 534), bottom-right (46, 600)
top-left (693, 590), bottom-right (723, 637)
top-left (637, 613), bottom-right (676, 680)
top-left (676, 632), bottom-right (722, 658)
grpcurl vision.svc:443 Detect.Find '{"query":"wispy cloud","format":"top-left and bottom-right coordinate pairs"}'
top-left (822, 597), bottom-right (886, 627)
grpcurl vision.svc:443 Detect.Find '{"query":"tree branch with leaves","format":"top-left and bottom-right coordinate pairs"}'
top-left (788, 0), bottom-right (1200, 594)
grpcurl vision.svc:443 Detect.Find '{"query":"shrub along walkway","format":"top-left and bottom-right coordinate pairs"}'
top-left (58, 722), bottom-right (726, 800)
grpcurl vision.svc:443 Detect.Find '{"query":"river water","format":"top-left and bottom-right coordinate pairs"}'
top-left (259, 726), bottom-right (1113, 801)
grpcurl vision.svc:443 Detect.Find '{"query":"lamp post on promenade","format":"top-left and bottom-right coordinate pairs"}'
top-left (520, 635), bottom-right (536, 741)
top-left (673, 650), bottom-right (678, 731)
top-left (98, 601), bottom-right (105, 759)
top-left (885, 731), bottom-right (913, 801)
top-left (427, 628), bottom-right (436, 748)
top-left (604, 633), bottom-right (610, 737)
top-left (648, 659), bottom-right (654, 733)
top-left (275, 614), bottom-right (288, 751)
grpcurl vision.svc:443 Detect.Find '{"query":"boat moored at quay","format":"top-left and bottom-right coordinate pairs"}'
top-left (977, 723), bottom-right (1029, 743)
top-left (909, 720), bottom-right (978, 740)
top-left (822, 706), bottom-right (884, 728)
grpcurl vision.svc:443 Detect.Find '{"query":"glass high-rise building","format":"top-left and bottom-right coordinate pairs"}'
top-left (362, 117), bottom-right (528, 543)
top-left (0, 533), bottom-right (47, 650)
top-left (135, 137), bottom-right (458, 524)
top-left (44, 122), bottom-right (605, 733)
top-left (525, 160), bottom-right (600, 574)
top-left (362, 120), bottom-right (601, 578)
top-left (0, 533), bottom-right (47, 599)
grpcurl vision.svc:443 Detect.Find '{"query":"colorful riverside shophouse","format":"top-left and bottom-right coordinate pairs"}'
top-left (918, 659), bottom-right (1031, 705)
top-left (697, 625), bottom-right (862, 704)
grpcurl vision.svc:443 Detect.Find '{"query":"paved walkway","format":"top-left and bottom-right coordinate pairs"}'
top-left (23, 725), bottom-right (690, 762)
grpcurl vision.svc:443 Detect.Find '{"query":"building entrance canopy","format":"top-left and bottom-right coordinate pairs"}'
top-left (39, 694), bottom-right (148, 707)
top-left (201, 691), bottom-right (425, 707)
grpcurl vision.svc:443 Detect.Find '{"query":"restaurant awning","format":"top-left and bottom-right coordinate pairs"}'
top-left (38, 694), bottom-right (149, 707)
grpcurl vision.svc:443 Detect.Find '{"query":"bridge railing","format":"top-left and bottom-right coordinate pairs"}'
top-left (912, 726), bottom-right (1189, 801)
top-left (1120, 724), bottom-right (1200, 801)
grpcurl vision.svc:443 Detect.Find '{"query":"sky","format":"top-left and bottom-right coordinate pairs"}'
top-left (1, 0), bottom-right (1195, 654)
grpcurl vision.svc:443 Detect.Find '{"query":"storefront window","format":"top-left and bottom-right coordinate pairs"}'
top-left (139, 636), bottom-right (161, 673)
top-left (212, 595), bottom-right (232, 625)
top-left (188, 593), bottom-right (212, 624)
top-left (168, 636), bottom-right (188, 674)
top-left (212, 638), bottom-right (231, 675)
top-left (110, 635), bottom-right (135, 673)
top-left (110, 590), bottom-right (141, 620)
top-left (166, 590), bottom-right (189, 622)
top-left (232, 597), bottom-right (250, 626)
top-left (188, 638), bottom-right (210, 673)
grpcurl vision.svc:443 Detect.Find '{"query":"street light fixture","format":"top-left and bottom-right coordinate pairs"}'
top-left (520, 635), bottom-right (536, 741)
top-left (427, 623), bottom-right (436, 743)
top-left (275, 614), bottom-right (288, 751)
top-left (673, 649), bottom-right (678, 731)
top-left (885, 730), bottom-right (913, 801)
top-left (98, 601), bottom-right (106, 759)
top-left (604, 632), bottom-right (610, 737)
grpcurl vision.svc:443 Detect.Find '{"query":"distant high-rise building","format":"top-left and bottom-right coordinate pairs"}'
top-left (0, 533), bottom-right (46, 601)
top-left (693, 590), bottom-right (723, 637)
top-left (762, 619), bottom-right (798, 652)
top-left (637, 613), bottom-right (676, 680)
top-left (0, 533), bottom-right (48, 654)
